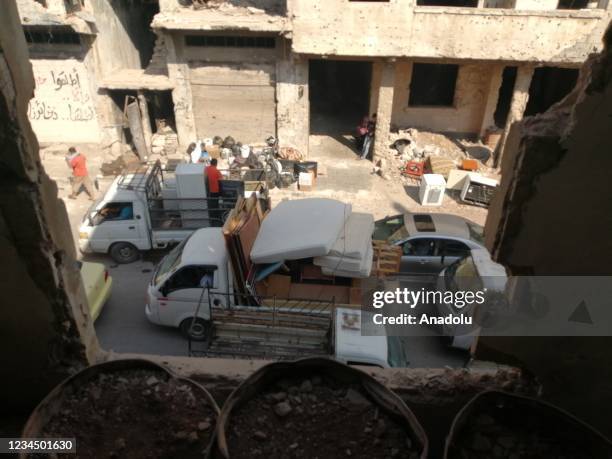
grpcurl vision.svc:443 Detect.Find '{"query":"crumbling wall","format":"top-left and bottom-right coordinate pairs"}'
top-left (291, 0), bottom-right (608, 63)
top-left (478, 22), bottom-right (612, 437)
top-left (0, 2), bottom-right (96, 411)
top-left (88, 0), bottom-right (146, 72)
top-left (387, 61), bottom-right (492, 134)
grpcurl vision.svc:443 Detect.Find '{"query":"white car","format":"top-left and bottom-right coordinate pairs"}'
top-left (435, 248), bottom-right (507, 350)
top-left (373, 212), bottom-right (485, 275)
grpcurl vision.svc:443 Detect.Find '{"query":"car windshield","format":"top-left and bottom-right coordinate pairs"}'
top-left (373, 215), bottom-right (410, 243)
top-left (154, 237), bottom-right (189, 285)
top-left (82, 197), bottom-right (104, 224)
top-left (387, 336), bottom-right (408, 368)
top-left (466, 221), bottom-right (484, 244)
top-left (445, 255), bottom-right (483, 292)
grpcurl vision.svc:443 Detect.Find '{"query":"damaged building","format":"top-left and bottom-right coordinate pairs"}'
top-left (16, 0), bottom-right (611, 161)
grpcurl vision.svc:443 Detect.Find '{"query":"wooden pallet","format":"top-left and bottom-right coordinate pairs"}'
top-left (371, 240), bottom-right (402, 276)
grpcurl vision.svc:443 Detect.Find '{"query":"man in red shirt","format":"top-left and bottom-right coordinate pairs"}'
top-left (66, 147), bottom-right (95, 200)
top-left (205, 158), bottom-right (224, 226)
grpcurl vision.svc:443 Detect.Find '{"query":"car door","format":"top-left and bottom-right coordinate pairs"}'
top-left (158, 265), bottom-right (217, 325)
top-left (399, 237), bottom-right (444, 274)
top-left (439, 239), bottom-right (471, 270)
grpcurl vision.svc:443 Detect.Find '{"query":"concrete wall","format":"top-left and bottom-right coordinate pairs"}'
top-left (0, 2), bottom-right (96, 411)
top-left (394, 61), bottom-right (492, 134)
top-left (28, 57), bottom-right (101, 143)
top-left (370, 60), bottom-right (493, 134)
top-left (276, 39), bottom-right (309, 154)
top-left (89, 0), bottom-right (145, 73)
top-left (290, 0), bottom-right (609, 64)
top-left (478, 24), bottom-right (612, 437)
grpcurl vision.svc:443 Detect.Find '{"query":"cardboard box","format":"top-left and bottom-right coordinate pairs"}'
top-left (264, 274), bottom-right (291, 298)
top-left (298, 171), bottom-right (315, 191)
top-left (206, 144), bottom-right (221, 159)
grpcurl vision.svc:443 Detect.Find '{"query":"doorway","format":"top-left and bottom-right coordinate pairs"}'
top-left (309, 59), bottom-right (372, 135)
top-left (525, 67), bottom-right (579, 116)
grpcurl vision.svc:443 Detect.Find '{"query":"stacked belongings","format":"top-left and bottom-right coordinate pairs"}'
top-left (222, 194), bottom-right (268, 305)
top-left (312, 213), bottom-right (374, 278)
top-left (249, 199), bottom-right (392, 305)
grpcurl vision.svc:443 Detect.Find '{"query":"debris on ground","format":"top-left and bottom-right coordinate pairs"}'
top-left (385, 128), bottom-right (499, 187)
top-left (42, 370), bottom-right (216, 458)
top-left (151, 124), bottom-right (179, 157)
top-left (227, 373), bottom-right (420, 459)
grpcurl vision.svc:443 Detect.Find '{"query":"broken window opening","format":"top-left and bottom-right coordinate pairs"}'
top-left (185, 35), bottom-right (276, 49)
top-left (557, 0), bottom-right (590, 8)
top-left (416, 0), bottom-right (478, 6)
top-left (524, 67), bottom-right (579, 116)
top-left (409, 63), bottom-right (458, 107)
top-left (24, 28), bottom-right (81, 46)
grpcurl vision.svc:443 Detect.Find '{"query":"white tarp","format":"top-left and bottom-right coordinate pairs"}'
top-left (327, 212), bottom-right (374, 258)
top-left (321, 243), bottom-right (373, 279)
top-left (250, 198), bottom-right (352, 264)
top-left (313, 211), bottom-right (374, 276)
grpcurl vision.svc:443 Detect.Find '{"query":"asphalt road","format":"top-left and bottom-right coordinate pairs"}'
top-left (89, 253), bottom-right (190, 357)
top-left (92, 252), bottom-right (466, 367)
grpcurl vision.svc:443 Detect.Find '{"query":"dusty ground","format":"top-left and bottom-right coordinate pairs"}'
top-left (270, 134), bottom-right (490, 227)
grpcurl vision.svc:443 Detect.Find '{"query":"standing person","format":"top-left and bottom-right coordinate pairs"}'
top-left (186, 142), bottom-right (197, 163)
top-left (355, 115), bottom-right (370, 150)
top-left (360, 113), bottom-right (377, 160)
top-left (66, 147), bottom-right (95, 200)
top-left (205, 158), bottom-right (224, 227)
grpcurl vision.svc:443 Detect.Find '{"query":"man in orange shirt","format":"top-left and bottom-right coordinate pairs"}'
top-left (205, 158), bottom-right (224, 226)
top-left (66, 147), bottom-right (95, 200)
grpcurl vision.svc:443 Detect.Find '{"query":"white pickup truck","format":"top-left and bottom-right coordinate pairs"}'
top-left (145, 227), bottom-right (409, 368)
top-left (78, 161), bottom-right (262, 263)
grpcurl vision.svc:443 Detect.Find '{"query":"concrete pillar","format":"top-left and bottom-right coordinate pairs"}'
top-left (165, 33), bottom-right (196, 148)
top-left (479, 64), bottom-right (505, 138)
top-left (137, 90), bottom-right (153, 155)
top-left (373, 61), bottom-right (396, 163)
top-left (276, 51), bottom-right (309, 156)
top-left (495, 65), bottom-right (534, 167)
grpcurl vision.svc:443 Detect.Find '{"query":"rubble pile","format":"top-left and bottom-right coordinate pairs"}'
top-left (151, 125), bottom-right (179, 157)
top-left (42, 370), bottom-right (216, 458)
top-left (226, 373), bottom-right (421, 459)
top-left (380, 128), bottom-right (497, 185)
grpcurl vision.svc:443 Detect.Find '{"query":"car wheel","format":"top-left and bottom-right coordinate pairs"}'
top-left (180, 318), bottom-right (210, 341)
top-left (109, 242), bottom-right (139, 264)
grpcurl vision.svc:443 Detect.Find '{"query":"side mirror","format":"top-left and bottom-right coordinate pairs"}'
top-left (213, 299), bottom-right (221, 306)
top-left (136, 215), bottom-right (142, 220)
top-left (160, 285), bottom-right (169, 297)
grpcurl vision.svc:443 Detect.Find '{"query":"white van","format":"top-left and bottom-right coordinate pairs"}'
top-left (145, 227), bottom-right (410, 368)
top-left (435, 248), bottom-right (507, 351)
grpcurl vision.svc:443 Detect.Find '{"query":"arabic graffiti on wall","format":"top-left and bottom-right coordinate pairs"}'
top-left (27, 59), bottom-right (99, 142)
